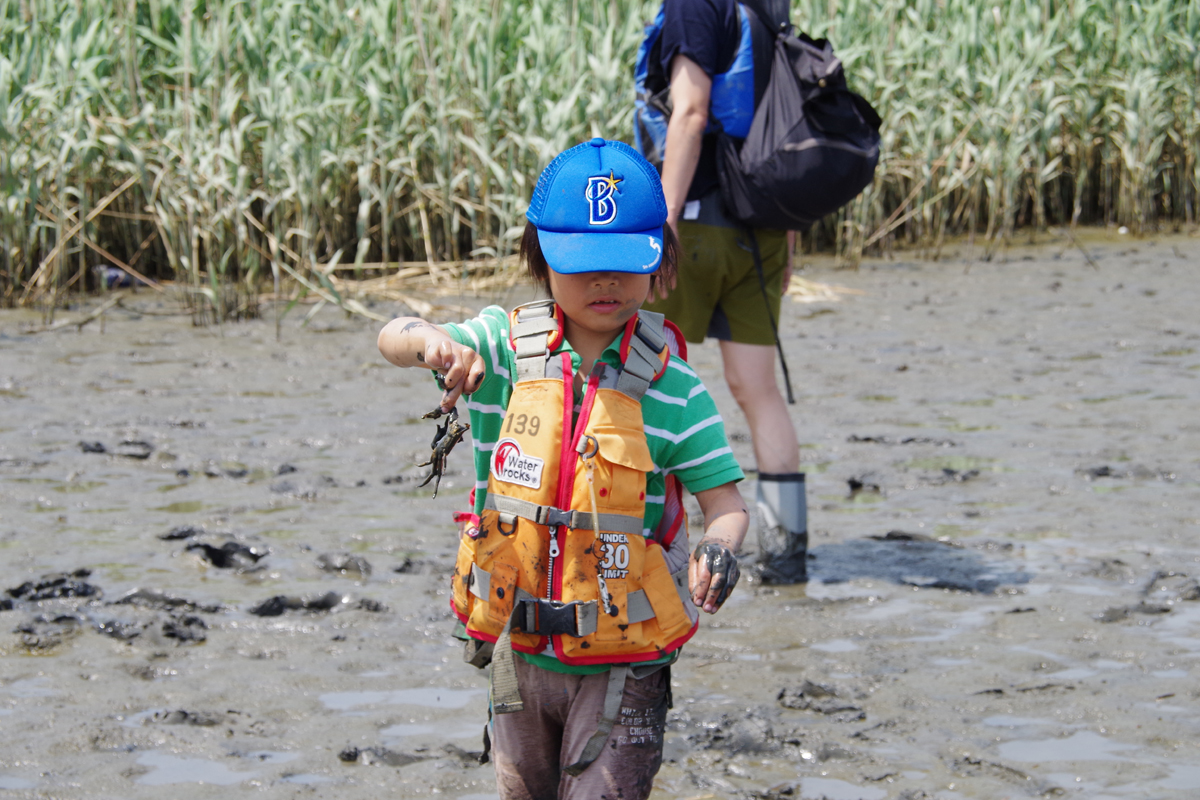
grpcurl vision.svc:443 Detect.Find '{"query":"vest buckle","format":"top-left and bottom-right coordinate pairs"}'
top-left (515, 598), bottom-right (593, 637)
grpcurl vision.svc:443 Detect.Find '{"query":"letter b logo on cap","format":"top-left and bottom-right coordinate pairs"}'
top-left (586, 173), bottom-right (622, 226)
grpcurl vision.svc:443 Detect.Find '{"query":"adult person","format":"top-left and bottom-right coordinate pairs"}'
top-left (642, 0), bottom-right (808, 583)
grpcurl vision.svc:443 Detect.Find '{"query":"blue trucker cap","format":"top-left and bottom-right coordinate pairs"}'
top-left (525, 138), bottom-right (667, 275)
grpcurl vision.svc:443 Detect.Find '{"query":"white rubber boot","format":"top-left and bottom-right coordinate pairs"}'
top-left (755, 472), bottom-right (808, 583)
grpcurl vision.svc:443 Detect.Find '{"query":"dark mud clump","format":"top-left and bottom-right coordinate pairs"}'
top-left (778, 680), bottom-right (865, 720)
top-left (149, 709), bottom-right (225, 726)
top-left (7, 569), bottom-right (101, 601)
top-left (78, 440), bottom-right (154, 459)
top-left (248, 592), bottom-right (386, 617)
top-left (339, 746), bottom-right (432, 767)
top-left (113, 588), bottom-right (223, 614)
top-left (1095, 602), bottom-right (1172, 623)
top-left (1076, 464), bottom-right (1176, 481)
top-left (14, 614), bottom-right (84, 650)
top-left (158, 525), bottom-right (205, 541)
top-left (316, 553), bottom-right (372, 580)
top-left (186, 539), bottom-right (269, 570)
top-left (847, 434), bottom-right (957, 447)
top-left (162, 614), bottom-right (209, 643)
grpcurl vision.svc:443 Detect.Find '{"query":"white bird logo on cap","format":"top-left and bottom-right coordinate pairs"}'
top-left (640, 237), bottom-right (662, 271)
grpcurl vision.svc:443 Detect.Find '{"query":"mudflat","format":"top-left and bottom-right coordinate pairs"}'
top-left (1, 232), bottom-right (1197, 799)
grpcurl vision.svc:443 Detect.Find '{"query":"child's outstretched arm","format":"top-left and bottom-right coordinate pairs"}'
top-left (689, 483), bottom-right (749, 614)
top-left (377, 317), bottom-right (486, 409)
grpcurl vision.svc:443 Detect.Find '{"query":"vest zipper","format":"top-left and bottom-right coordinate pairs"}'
top-left (550, 360), bottom-right (602, 604)
top-left (546, 353), bottom-right (573, 601)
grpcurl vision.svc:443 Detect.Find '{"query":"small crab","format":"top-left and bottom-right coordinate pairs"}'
top-left (418, 405), bottom-right (470, 498)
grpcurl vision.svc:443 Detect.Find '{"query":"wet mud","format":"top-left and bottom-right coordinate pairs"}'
top-left (1, 231), bottom-right (1199, 798)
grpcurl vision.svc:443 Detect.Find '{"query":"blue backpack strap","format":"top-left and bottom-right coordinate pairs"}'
top-left (633, 7), bottom-right (669, 166)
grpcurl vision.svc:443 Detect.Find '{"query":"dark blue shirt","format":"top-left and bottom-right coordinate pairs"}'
top-left (657, 0), bottom-right (741, 200)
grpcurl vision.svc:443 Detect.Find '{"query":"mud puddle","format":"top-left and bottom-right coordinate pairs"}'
top-left (2, 231), bottom-right (1199, 798)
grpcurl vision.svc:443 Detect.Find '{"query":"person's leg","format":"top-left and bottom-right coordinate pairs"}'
top-left (491, 659), bottom-right (571, 800)
top-left (719, 342), bottom-right (808, 582)
top-left (715, 224), bottom-right (809, 581)
top-left (558, 668), bottom-right (669, 800)
top-left (719, 340), bottom-right (799, 475)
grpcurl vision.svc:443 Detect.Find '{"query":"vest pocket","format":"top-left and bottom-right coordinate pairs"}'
top-left (485, 560), bottom-right (519, 627)
top-left (591, 428), bottom-right (654, 513)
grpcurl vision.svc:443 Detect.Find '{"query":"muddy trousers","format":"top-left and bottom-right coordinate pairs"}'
top-left (491, 657), bottom-right (669, 800)
top-left (756, 472), bottom-right (808, 583)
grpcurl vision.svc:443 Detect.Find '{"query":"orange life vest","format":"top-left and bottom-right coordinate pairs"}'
top-left (450, 299), bottom-right (698, 666)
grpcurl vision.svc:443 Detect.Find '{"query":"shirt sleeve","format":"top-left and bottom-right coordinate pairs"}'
top-left (645, 358), bottom-right (744, 495)
top-left (442, 305), bottom-right (514, 394)
top-left (659, 0), bottom-right (740, 78)
top-left (441, 306), bottom-right (515, 513)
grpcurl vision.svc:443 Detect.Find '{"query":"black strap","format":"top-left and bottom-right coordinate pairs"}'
top-left (739, 0), bottom-right (790, 36)
top-left (744, 228), bottom-right (795, 405)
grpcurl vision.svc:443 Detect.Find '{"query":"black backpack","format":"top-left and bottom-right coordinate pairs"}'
top-left (716, 0), bottom-right (882, 231)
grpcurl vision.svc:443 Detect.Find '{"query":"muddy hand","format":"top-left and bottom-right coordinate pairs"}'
top-left (417, 406), bottom-right (470, 498)
top-left (423, 340), bottom-right (485, 411)
top-left (690, 541), bottom-right (741, 613)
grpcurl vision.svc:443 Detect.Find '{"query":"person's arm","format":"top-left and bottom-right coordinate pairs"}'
top-left (377, 317), bottom-right (486, 409)
top-left (661, 54), bottom-right (712, 235)
top-left (688, 482), bottom-right (749, 613)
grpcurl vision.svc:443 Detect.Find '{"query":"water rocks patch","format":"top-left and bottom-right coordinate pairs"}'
top-left (811, 534), bottom-right (1031, 593)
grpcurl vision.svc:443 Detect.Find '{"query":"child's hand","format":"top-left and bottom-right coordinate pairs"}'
top-left (689, 539), bottom-right (741, 613)
top-left (422, 339), bottom-right (486, 410)
top-left (378, 317), bottom-right (486, 409)
top-left (690, 483), bottom-right (750, 613)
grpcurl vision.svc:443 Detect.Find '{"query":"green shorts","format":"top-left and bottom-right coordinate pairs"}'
top-left (645, 216), bottom-right (787, 346)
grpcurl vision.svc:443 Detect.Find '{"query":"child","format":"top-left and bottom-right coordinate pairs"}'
top-left (377, 138), bottom-right (748, 800)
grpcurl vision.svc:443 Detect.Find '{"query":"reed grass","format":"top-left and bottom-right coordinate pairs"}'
top-left (1, 0), bottom-right (1196, 316)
